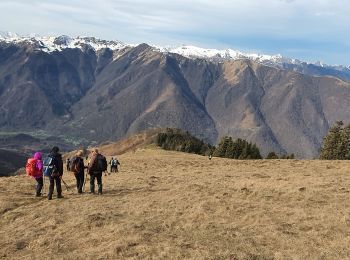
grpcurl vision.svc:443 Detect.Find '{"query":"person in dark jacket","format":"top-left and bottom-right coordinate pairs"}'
top-left (47, 146), bottom-right (64, 200)
top-left (88, 149), bottom-right (105, 195)
top-left (109, 157), bottom-right (114, 173)
top-left (72, 150), bottom-right (85, 194)
top-left (66, 158), bottom-right (71, 171)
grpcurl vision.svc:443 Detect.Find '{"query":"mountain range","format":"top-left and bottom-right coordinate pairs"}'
top-left (1, 33), bottom-right (350, 158)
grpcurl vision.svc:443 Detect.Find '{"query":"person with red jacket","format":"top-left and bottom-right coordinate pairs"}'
top-left (33, 152), bottom-right (44, 196)
top-left (26, 152), bottom-right (44, 197)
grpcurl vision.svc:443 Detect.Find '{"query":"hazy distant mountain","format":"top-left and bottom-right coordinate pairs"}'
top-left (1, 34), bottom-right (350, 158)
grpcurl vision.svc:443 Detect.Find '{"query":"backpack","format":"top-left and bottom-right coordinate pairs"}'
top-left (43, 156), bottom-right (54, 177)
top-left (111, 159), bottom-right (116, 166)
top-left (70, 157), bottom-right (82, 173)
top-left (25, 158), bottom-right (38, 177)
top-left (96, 154), bottom-right (107, 171)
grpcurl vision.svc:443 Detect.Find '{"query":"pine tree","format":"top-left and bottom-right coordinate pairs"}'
top-left (320, 121), bottom-right (344, 159)
top-left (213, 136), bottom-right (230, 157)
top-left (266, 152), bottom-right (278, 159)
top-left (224, 137), bottom-right (234, 158)
top-left (233, 139), bottom-right (244, 159)
top-left (341, 124), bottom-right (350, 159)
top-left (250, 144), bottom-right (262, 159)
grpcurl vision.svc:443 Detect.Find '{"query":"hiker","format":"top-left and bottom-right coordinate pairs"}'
top-left (109, 157), bottom-right (114, 173)
top-left (70, 150), bottom-right (85, 194)
top-left (112, 157), bottom-right (120, 173)
top-left (209, 154), bottom-right (212, 160)
top-left (46, 146), bottom-right (64, 200)
top-left (25, 152), bottom-right (44, 197)
top-left (88, 149), bottom-right (107, 194)
top-left (66, 158), bottom-right (71, 171)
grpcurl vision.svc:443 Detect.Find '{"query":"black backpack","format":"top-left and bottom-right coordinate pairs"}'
top-left (96, 154), bottom-right (107, 171)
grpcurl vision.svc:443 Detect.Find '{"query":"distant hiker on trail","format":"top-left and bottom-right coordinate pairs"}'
top-left (88, 149), bottom-right (107, 195)
top-left (66, 158), bottom-right (71, 171)
top-left (44, 146), bottom-right (64, 200)
top-left (70, 150), bottom-right (85, 194)
top-left (25, 152), bottom-right (44, 197)
top-left (112, 157), bottom-right (120, 173)
top-left (109, 157), bottom-right (114, 173)
top-left (208, 154), bottom-right (212, 160)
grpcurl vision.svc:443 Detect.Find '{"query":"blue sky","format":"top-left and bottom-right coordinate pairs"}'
top-left (1, 0), bottom-right (349, 65)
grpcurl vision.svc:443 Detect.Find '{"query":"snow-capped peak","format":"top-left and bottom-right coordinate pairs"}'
top-left (0, 32), bottom-right (127, 52)
top-left (158, 45), bottom-right (303, 66)
top-left (0, 32), bottom-right (347, 69)
top-left (0, 31), bottom-right (20, 39)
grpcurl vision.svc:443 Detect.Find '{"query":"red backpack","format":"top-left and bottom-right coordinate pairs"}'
top-left (25, 158), bottom-right (38, 177)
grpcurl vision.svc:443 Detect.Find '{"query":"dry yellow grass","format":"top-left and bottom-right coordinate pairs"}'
top-left (1, 148), bottom-right (350, 259)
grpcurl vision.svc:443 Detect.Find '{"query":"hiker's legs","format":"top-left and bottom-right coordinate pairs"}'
top-left (90, 174), bottom-right (95, 193)
top-left (55, 176), bottom-right (62, 196)
top-left (36, 177), bottom-right (43, 196)
top-left (96, 172), bottom-right (102, 194)
top-left (80, 172), bottom-right (84, 192)
top-left (77, 172), bottom-right (84, 193)
top-left (115, 166), bottom-right (118, 172)
top-left (75, 174), bottom-right (80, 190)
top-left (48, 176), bottom-right (55, 199)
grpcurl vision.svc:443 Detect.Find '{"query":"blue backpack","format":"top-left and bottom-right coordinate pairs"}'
top-left (43, 156), bottom-right (54, 177)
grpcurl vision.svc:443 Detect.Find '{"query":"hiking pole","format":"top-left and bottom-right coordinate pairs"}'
top-left (83, 171), bottom-right (88, 192)
top-left (83, 166), bottom-right (89, 192)
top-left (60, 177), bottom-right (70, 191)
top-left (43, 174), bottom-right (45, 195)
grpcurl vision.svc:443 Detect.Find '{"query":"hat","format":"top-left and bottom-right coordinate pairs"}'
top-left (34, 152), bottom-right (42, 160)
top-left (51, 146), bottom-right (59, 153)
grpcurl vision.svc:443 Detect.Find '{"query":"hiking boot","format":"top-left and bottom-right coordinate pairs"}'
top-left (48, 197), bottom-right (52, 200)
top-left (98, 191), bottom-right (102, 195)
top-left (57, 194), bottom-right (64, 199)
top-left (35, 193), bottom-right (41, 197)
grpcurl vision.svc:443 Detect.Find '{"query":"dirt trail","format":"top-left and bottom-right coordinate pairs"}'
top-left (1, 148), bottom-right (350, 259)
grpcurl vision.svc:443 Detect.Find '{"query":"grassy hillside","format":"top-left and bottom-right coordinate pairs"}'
top-left (1, 148), bottom-right (350, 259)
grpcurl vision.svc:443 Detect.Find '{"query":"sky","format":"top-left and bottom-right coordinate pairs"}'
top-left (0, 0), bottom-right (349, 65)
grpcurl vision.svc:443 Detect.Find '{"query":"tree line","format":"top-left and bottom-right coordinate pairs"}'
top-left (156, 128), bottom-right (215, 156)
top-left (212, 136), bottom-right (262, 159)
top-left (156, 128), bottom-right (293, 159)
top-left (156, 120), bottom-right (350, 160)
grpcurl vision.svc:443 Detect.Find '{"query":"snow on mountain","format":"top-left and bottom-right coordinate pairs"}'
top-left (158, 45), bottom-right (304, 67)
top-left (0, 31), bottom-right (348, 70)
top-left (0, 31), bottom-right (20, 39)
top-left (0, 32), bottom-right (127, 52)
